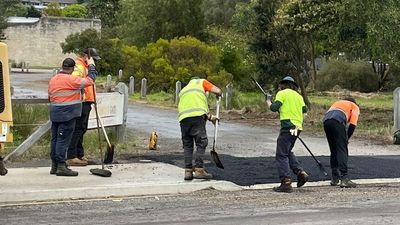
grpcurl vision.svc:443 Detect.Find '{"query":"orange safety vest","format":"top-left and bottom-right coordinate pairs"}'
top-left (327, 100), bottom-right (360, 125)
top-left (48, 72), bottom-right (94, 105)
top-left (73, 58), bottom-right (95, 102)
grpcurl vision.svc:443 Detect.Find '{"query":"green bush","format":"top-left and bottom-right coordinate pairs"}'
top-left (317, 60), bottom-right (379, 92)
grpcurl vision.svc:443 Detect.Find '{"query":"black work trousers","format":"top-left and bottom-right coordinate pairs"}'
top-left (323, 119), bottom-right (349, 179)
top-left (180, 116), bottom-right (208, 169)
top-left (276, 131), bottom-right (302, 180)
top-left (67, 102), bottom-right (92, 159)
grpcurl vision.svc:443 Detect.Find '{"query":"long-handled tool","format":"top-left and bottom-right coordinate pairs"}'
top-left (211, 96), bottom-right (224, 169)
top-left (251, 77), bottom-right (269, 96)
top-left (90, 85), bottom-right (112, 177)
top-left (97, 113), bottom-right (115, 164)
top-left (297, 136), bottom-right (328, 176)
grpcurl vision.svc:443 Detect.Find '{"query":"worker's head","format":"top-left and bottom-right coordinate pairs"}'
top-left (279, 76), bottom-right (298, 90)
top-left (343, 96), bottom-right (358, 105)
top-left (84, 48), bottom-right (101, 61)
top-left (62, 58), bottom-right (75, 74)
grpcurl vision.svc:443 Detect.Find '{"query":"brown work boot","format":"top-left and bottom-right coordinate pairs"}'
top-left (193, 168), bottom-right (213, 179)
top-left (66, 157), bottom-right (88, 166)
top-left (296, 170), bottom-right (309, 187)
top-left (184, 168), bottom-right (193, 181)
top-left (0, 157), bottom-right (8, 176)
top-left (50, 161), bottom-right (57, 175)
top-left (56, 162), bottom-right (78, 176)
top-left (273, 178), bottom-right (293, 193)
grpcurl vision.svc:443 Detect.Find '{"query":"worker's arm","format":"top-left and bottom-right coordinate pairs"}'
top-left (203, 80), bottom-right (222, 97)
top-left (347, 124), bottom-right (356, 139)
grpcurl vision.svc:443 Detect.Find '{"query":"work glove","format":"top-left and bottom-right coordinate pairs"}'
top-left (87, 57), bottom-right (96, 66)
top-left (289, 128), bottom-right (298, 136)
top-left (265, 94), bottom-right (272, 102)
top-left (208, 114), bottom-right (219, 125)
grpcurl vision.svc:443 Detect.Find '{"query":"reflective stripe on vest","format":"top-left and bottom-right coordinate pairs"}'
top-left (49, 73), bottom-right (85, 106)
top-left (178, 79), bottom-right (209, 121)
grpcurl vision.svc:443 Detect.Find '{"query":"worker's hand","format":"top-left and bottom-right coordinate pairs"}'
top-left (265, 94), bottom-right (272, 102)
top-left (289, 128), bottom-right (298, 136)
top-left (87, 57), bottom-right (95, 66)
top-left (208, 114), bottom-right (219, 125)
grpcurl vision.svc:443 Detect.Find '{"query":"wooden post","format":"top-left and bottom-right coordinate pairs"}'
top-left (225, 83), bottom-right (233, 110)
top-left (118, 69), bottom-right (123, 81)
top-left (141, 78), bottom-right (147, 98)
top-left (8, 63), bottom-right (11, 74)
top-left (394, 88), bottom-right (400, 131)
top-left (106, 74), bottom-right (112, 92)
top-left (129, 76), bottom-right (135, 95)
top-left (175, 81), bottom-right (181, 104)
top-left (116, 82), bottom-right (128, 143)
top-left (26, 63), bottom-right (29, 73)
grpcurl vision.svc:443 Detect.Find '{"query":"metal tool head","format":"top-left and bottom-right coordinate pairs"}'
top-left (103, 144), bottom-right (115, 164)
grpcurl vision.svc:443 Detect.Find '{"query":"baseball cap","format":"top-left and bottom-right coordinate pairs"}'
top-left (84, 48), bottom-right (101, 60)
top-left (62, 58), bottom-right (75, 68)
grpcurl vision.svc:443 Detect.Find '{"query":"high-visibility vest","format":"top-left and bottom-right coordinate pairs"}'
top-left (48, 72), bottom-right (94, 122)
top-left (178, 79), bottom-right (209, 122)
top-left (326, 100), bottom-right (360, 125)
top-left (73, 57), bottom-right (95, 102)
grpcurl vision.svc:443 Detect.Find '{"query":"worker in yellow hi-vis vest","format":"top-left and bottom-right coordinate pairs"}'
top-left (0, 43), bottom-right (14, 176)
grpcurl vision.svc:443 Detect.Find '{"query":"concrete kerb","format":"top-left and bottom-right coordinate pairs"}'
top-left (1, 162), bottom-right (400, 206)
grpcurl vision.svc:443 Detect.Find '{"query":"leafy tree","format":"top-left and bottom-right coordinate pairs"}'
top-left (86, 0), bottom-right (120, 29)
top-left (63, 4), bottom-right (88, 18)
top-left (202, 0), bottom-right (248, 27)
top-left (43, 2), bottom-right (63, 17)
top-left (117, 0), bottom-right (205, 46)
top-left (5, 3), bottom-right (28, 17)
top-left (0, 0), bottom-right (21, 40)
top-left (27, 6), bottom-right (42, 18)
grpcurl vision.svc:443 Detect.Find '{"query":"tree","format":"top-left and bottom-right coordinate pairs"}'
top-left (202, 0), bottom-right (248, 27)
top-left (0, 0), bottom-right (21, 40)
top-left (63, 4), bottom-right (88, 18)
top-left (86, 0), bottom-right (120, 29)
top-left (27, 6), bottom-right (42, 18)
top-left (5, 3), bottom-right (28, 17)
top-left (43, 2), bottom-right (63, 17)
top-left (117, 0), bottom-right (205, 46)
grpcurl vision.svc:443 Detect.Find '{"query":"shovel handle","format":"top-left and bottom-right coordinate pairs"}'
top-left (213, 96), bottom-right (221, 149)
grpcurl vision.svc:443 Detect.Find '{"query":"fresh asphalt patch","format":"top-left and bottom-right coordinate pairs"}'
top-left (125, 153), bottom-right (400, 186)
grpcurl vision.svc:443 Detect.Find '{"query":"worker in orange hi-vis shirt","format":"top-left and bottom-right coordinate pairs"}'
top-left (323, 97), bottom-right (360, 188)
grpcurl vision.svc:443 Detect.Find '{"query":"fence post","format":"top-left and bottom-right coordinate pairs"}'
top-left (129, 76), bottom-right (135, 95)
top-left (225, 83), bottom-right (233, 110)
top-left (116, 82), bottom-right (128, 143)
top-left (26, 63), bottom-right (29, 73)
top-left (141, 78), bottom-right (147, 98)
top-left (8, 63), bottom-right (11, 74)
top-left (118, 69), bottom-right (123, 81)
top-left (175, 81), bottom-right (181, 104)
top-left (106, 74), bottom-right (112, 92)
top-left (394, 88), bottom-right (400, 131)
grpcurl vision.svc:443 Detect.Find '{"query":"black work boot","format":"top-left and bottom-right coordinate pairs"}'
top-left (184, 168), bottom-right (193, 181)
top-left (340, 178), bottom-right (357, 188)
top-left (330, 177), bottom-right (340, 186)
top-left (0, 157), bottom-right (8, 176)
top-left (56, 162), bottom-right (78, 176)
top-left (296, 170), bottom-right (309, 187)
top-left (193, 168), bottom-right (213, 179)
top-left (50, 161), bottom-right (57, 175)
top-left (273, 178), bottom-right (293, 193)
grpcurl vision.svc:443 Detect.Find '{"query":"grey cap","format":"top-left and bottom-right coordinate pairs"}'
top-left (279, 76), bottom-right (298, 88)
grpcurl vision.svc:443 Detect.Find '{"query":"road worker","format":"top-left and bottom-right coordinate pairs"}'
top-left (266, 76), bottom-right (309, 193)
top-left (67, 48), bottom-right (101, 166)
top-left (178, 77), bottom-right (222, 181)
top-left (48, 58), bottom-right (96, 176)
top-left (323, 97), bottom-right (360, 188)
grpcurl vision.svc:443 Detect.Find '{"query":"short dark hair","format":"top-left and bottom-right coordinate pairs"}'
top-left (343, 96), bottom-right (357, 105)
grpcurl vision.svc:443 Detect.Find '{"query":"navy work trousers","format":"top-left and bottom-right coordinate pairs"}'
top-left (276, 132), bottom-right (302, 180)
top-left (180, 116), bottom-right (208, 169)
top-left (67, 102), bottom-right (92, 159)
top-left (51, 118), bottom-right (76, 163)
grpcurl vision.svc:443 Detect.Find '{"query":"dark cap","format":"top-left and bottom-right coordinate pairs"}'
top-left (84, 48), bottom-right (101, 60)
top-left (279, 76), bottom-right (298, 88)
top-left (62, 58), bottom-right (75, 68)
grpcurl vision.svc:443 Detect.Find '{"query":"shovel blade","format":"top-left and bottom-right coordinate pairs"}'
top-left (211, 150), bottom-right (224, 169)
top-left (103, 144), bottom-right (115, 164)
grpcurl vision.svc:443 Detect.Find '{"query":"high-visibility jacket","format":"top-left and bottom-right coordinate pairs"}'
top-left (178, 79), bottom-right (209, 122)
top-left (48, 72), bottom-right (94, 122)
top-left (73, 57), bottom-right (95, 102)
top-left (323, 100), bottom-right (360, 126)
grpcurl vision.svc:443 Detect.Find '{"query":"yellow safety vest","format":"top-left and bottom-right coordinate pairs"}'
top-left (178, 79), bottom-right (209, 122)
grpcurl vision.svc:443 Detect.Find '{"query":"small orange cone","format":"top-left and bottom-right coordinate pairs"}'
top-left (149, 131), bottom-right (158, 150)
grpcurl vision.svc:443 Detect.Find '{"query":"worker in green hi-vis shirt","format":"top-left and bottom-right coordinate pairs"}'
top-left (266, 76), bottom-right (309, 193)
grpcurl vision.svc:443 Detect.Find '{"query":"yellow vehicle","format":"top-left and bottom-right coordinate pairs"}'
top-left (0, 43), bottom-right (14, 176)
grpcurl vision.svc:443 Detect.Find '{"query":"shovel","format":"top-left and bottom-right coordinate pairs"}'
top-left (90, 85), bottom-right (112, 177)
top-left (211, 96), bottom-right (224, 169)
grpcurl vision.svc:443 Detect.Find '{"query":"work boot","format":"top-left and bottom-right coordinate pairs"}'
top-left (273, 178), bottom-right (293, 193)
top-left (0, 158), bottom-right (7, 176)
top-left (193, 168), bottom-right (213, 179)
top-left (50, 161), bottom-right (57, 175)
top-left (56, 162), bottom-right (78, 176)
top-left (66, 157), bottom-right (88, 166)
top-left (184, 168), bottom-right (193, 181)
top-left (296, 170), bottom-right (309, 188)
top-left (340, 178), bottom-right (357, 188)
top-left (330, 177), bottom-right (340, 186)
